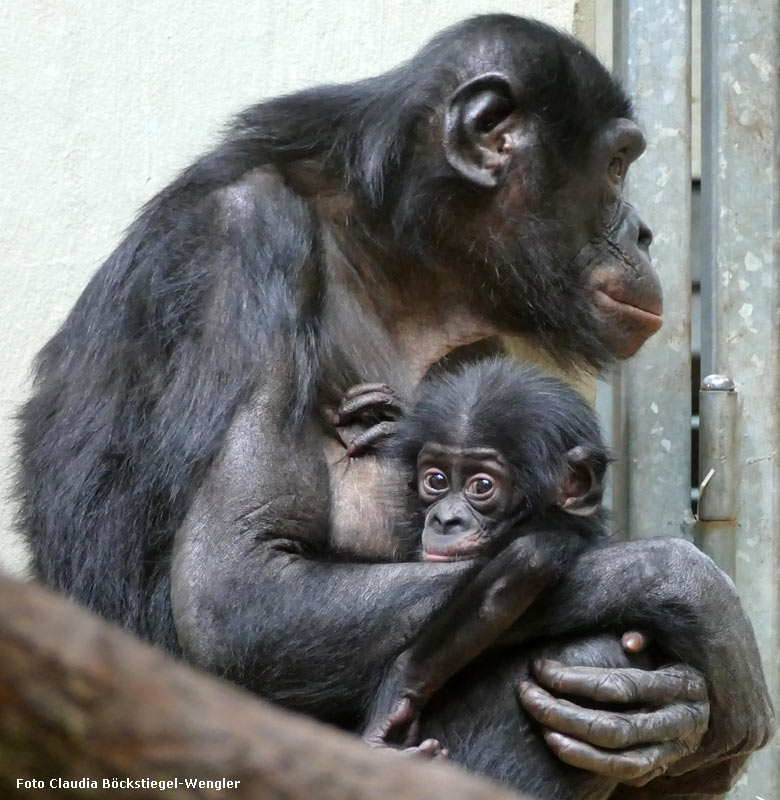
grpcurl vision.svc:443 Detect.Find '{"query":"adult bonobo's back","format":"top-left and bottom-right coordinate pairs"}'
top-left (17, 14), bottom-right (772, 793)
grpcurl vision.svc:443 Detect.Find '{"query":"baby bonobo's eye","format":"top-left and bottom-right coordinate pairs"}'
top-left (423, 470), bottom-right (448, 492)
top-left (466, 475), bottom-right (495, 500)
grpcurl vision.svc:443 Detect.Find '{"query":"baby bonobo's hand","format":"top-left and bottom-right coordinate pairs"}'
top-left (364, 697), bottom-right (449, 760)
top-left (332, 383), bottom-right (405, 456)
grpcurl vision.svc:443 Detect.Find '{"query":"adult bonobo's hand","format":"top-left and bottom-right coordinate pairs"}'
top-left (517, 538), bottom-right (775, 794)
top-left (518, 660), bottom-right (709, 785)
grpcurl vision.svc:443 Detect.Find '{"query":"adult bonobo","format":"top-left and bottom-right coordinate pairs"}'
top-left (17, 14), bottom-right (772, 795)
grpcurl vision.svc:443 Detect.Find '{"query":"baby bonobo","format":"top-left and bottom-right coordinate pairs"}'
top-left (337, 358), bottom-right (611, 755)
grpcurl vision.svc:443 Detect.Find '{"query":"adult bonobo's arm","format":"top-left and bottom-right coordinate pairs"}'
top-left (517, 538), bottom-right (775, 794)
top-left (170, 383), bottom-right (473, 723)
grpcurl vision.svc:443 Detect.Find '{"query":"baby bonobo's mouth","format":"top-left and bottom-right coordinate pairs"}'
top-left (423, 545), bottom-right (481, 562)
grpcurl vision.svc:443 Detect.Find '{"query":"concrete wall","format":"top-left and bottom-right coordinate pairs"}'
top-left (0, 1), bottom-right (588, 575)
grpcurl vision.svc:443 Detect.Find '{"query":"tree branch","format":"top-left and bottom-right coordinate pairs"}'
top-left (0, 574), bottom-right (525, 799)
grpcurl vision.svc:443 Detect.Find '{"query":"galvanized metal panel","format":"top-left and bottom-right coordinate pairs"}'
top-left (700, 1), bottom-right (780, 795)
top-left (612, 0), bottom-right (694, 540)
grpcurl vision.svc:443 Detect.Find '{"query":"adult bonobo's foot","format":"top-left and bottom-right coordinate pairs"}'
top-left (331, 383), bottom-right (405, 456)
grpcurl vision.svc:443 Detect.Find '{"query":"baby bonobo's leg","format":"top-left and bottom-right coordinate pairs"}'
top-left (363, 530), bottom-right (580, 750)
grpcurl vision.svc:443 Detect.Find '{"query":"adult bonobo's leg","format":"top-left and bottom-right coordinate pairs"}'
top-left (17, 13), bottom-right (772, 794)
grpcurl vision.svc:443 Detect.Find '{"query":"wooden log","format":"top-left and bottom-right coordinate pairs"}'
top-left (0, 574), bottom-right (526, 799)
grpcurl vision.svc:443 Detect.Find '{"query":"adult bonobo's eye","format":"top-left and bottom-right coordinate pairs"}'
top-left (423, 470), bottom-right (449, 493)
top-left (466, 475), bottom-right (495, 500)
top-left (608, 152), bottom-right (627, 182)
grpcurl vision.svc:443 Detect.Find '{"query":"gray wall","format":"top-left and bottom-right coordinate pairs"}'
top-left (0, 1), bottom-right (588, 575)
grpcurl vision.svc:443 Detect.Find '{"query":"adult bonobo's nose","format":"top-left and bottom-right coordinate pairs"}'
top-left (637, 218), bottom-right (653, 251)
top-left (588, 200), bottom-right (663, 359)
top-left (611, 203), bottom-right (663, 317)
top-left (622, 202), bottom-right (654, 255)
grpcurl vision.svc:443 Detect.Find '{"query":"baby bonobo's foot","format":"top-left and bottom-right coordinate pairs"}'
top-left (367, 737), bottom-right (449, 761)
top-left (406, 739), bottom-right (450, 760)
top-left (333, 383), bottom-right (404, 457)
top-left (393, 739), bottom-right (449, 760)
top-left (365, 696), bottom-right (419, 746)
top-left (364, 697), bottom-right (448, 759)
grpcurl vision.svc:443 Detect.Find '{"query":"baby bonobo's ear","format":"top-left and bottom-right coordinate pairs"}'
top-left (557, 445), bottom-right (608, 517)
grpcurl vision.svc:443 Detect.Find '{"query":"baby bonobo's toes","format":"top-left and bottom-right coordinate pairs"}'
top-left (404, 738), bottom-right (450, 759)
top-left (364, 698), bottom-right (448, 759)
top-left (368, 738), bottom-right (449, 759)
top-left (346, 421), bottom-right (396, 456)
top-left (338, 384), bottom-right (403, 423)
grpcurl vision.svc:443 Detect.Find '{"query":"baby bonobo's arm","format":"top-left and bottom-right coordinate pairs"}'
top-left (363, 525), bottom-right (586, 750)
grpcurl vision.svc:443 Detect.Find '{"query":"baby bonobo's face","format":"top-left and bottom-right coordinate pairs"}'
top-left (416, 443), bottom-right (524, 561)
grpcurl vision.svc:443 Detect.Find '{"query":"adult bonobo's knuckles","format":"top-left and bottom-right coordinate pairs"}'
top-left (609, 539), bottom-right (774, 779)
top-left (531, 660), bottom-right (699, 704)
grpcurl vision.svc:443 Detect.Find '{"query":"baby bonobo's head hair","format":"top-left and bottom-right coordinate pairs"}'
top-left (389, 357), bottom-right (610, 517)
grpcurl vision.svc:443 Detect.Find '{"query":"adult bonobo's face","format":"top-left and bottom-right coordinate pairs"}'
top-left (572, 118), bottom-right (662, 359)
top-left (422, 21), bottom-right (663, 368)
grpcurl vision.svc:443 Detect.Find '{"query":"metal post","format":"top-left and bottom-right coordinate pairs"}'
top-left (700, 2), bottom-right (780, 796)
top-left (697, 374), bottom-right (739, 578)
top-left (613, 0), bottom-right (694, 540)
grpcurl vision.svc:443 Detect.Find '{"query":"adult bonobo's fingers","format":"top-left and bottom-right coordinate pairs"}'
top-left (621, 630), bottom-right (651, 654)
top-left (532, 660), bottom-right (708, 705)
top-left (518, 682), bottom-right (708, 749)
top-left (338, 387), bottom-right (403, 422)
top-left (541, 730), bottom-right (692, 784)
top-left (347, 421), bottom-right (397, 457)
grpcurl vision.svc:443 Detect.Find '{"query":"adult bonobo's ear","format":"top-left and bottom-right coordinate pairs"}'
top-left (557, 445), bottom-right (609, 517)
top-left (444, 72), bottom-right (518, 188)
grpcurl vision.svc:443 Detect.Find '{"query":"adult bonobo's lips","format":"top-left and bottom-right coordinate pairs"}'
top-left (590, 266), bottom-right (663, 358)
top-left (594, 289), bottom-right (663, 329)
